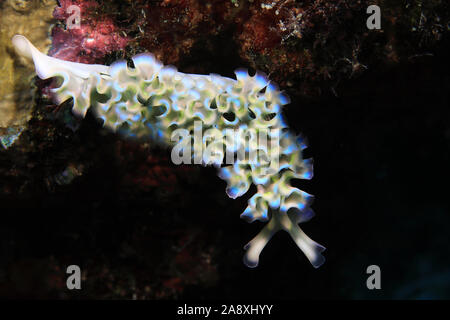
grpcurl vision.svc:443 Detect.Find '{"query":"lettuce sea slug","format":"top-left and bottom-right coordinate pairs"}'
top-left (12, 34), bottom-right (325, 268)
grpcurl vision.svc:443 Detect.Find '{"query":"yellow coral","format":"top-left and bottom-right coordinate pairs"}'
top-left (0, 0), bottom-right (55, 131)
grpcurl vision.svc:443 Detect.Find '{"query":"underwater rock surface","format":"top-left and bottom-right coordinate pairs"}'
top-left (0, 0), bottom-right (55, 133)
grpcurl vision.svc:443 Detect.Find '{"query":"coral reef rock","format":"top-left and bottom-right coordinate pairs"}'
top-left (0, 0), bottom-right (55, 137)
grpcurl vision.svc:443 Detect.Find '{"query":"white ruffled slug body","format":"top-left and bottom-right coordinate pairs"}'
top-left (12, 34), bottom-right (325, 268)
